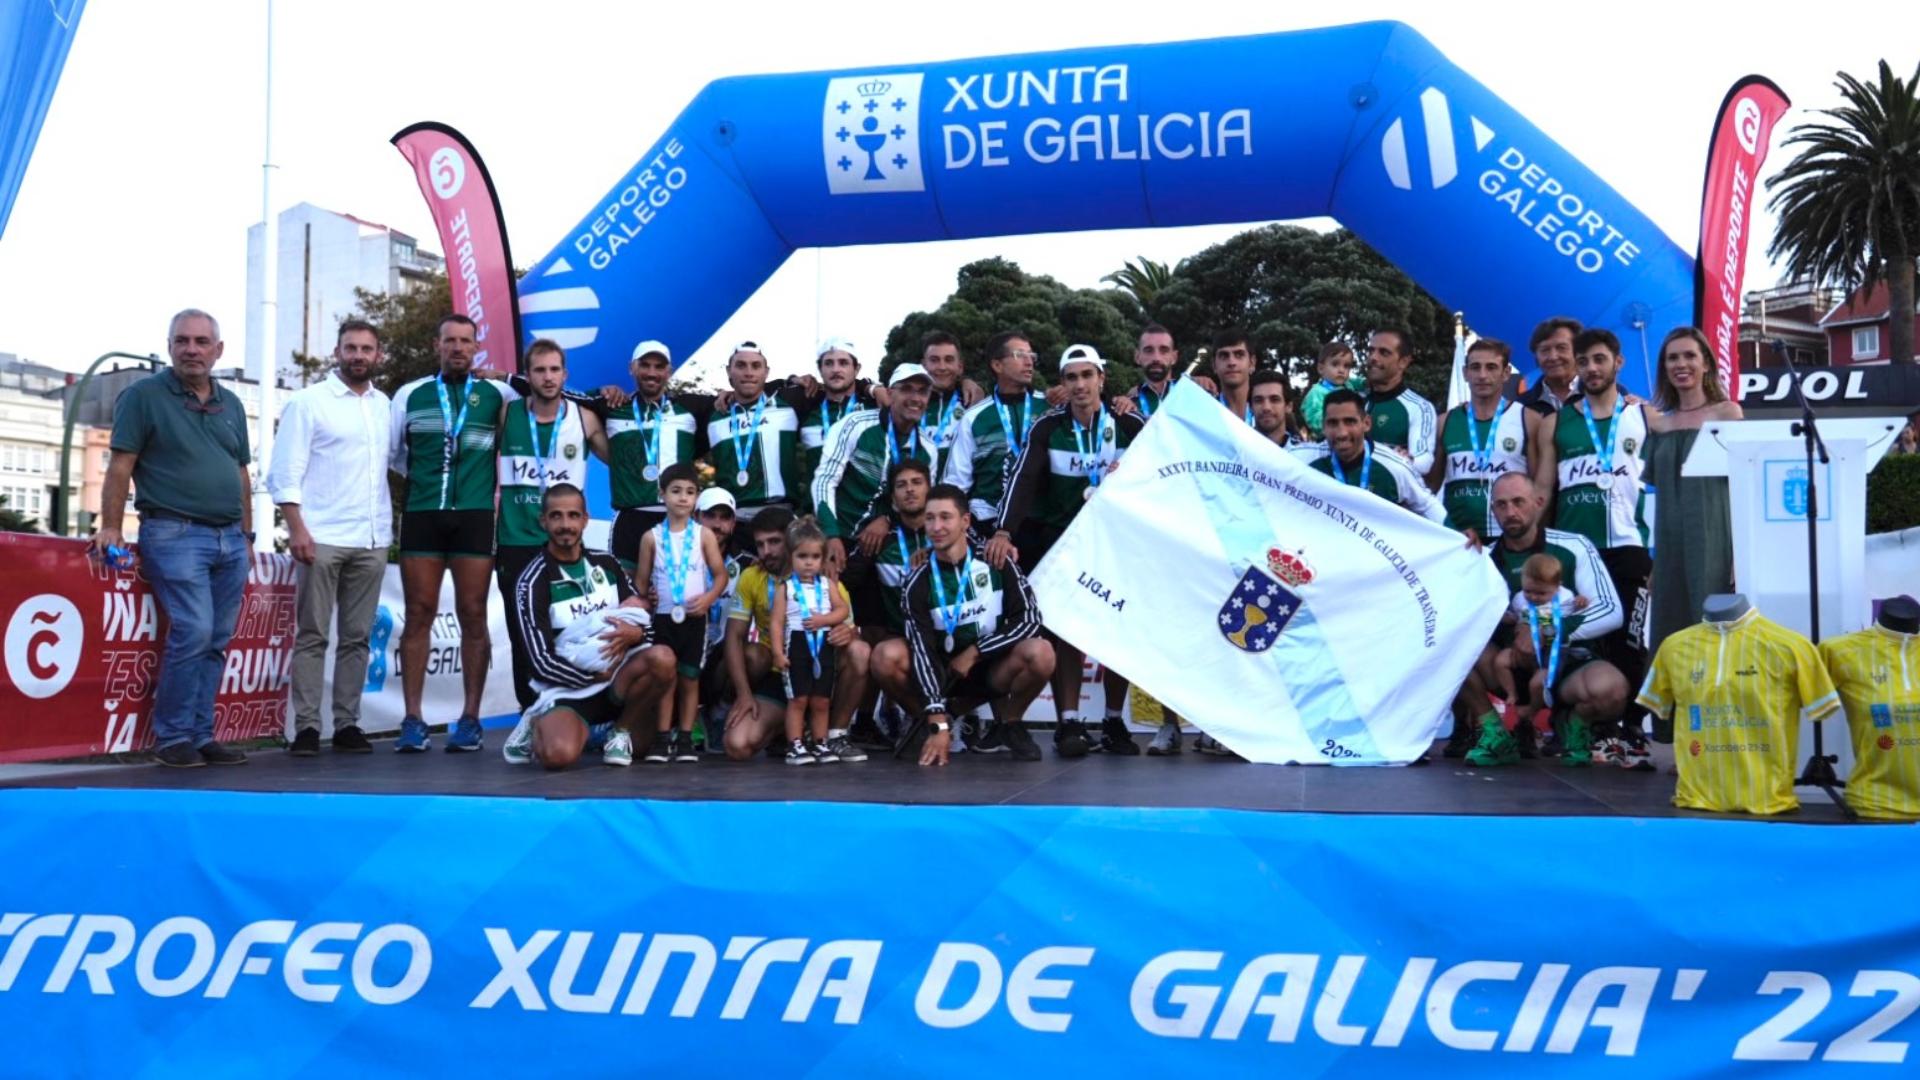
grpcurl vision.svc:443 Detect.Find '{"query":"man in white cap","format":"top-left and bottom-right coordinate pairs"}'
top-left (811, 362), bottom-right (939, 578)
top-left (988, 344), bottom-right (1146, 758)
top-left (799, 337), bottom-right (879, 492)
top-left (602, 339), bottom-right (707, 570)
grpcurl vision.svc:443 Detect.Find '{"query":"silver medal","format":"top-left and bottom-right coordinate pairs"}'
top-left (735, 469), bottom-right (750, 486)
top-left (944, 633), bottom-right (955, 653)
top-left (1596, 473), bottom-right (1615, 491)
top-left (643, 464), bottom-right (660, 482)
top-left (671, 604), bottom-right (686, 624)
top-left (1082, 486), bottom-right (1096, 502)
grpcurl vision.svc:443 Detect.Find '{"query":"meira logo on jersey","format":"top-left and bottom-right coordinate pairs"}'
top-left (1219, 547), bottom-right (1315, 653)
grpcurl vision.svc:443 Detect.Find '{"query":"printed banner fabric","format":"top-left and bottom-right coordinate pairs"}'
top-left (1695, 76), bottom-right (1790, 393)
top-left (391, 122), bottom-right (521, 372)
top-left (1028, 382), bottom-right (1506, 765)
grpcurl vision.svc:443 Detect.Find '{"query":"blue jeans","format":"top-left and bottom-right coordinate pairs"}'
top-left (141, 518), bottom-right (251, 749)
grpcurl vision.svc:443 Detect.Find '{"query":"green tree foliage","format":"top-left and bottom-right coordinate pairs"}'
top-left (1150, 225), bottom-right (1456, 402)
top-left (1868, 452), bottom-right (1920, 533)
top-left (882, 258), bottom-right (1146, 392)
top-left (359, 274), bottom-right (456, 397)
top-left (0, 491), bottom-right (40, 533)
top-left (1101, 256), bottom-right (1174, 307)
top-left (1767, 61), bottom-right (1920, 364)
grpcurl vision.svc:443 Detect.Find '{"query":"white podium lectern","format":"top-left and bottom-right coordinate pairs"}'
top-left (1683, 416), bottom-right (1904, 782)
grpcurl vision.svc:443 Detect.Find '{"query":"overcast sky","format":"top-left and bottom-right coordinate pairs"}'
top-left (3, 0), bottom-right (1916, 385)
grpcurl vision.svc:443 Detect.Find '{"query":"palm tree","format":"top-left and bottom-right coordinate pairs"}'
top-left (0, 492), bottom-right (40, 533)
top-left (1767, 61), bottom-right (1920, 364)
top-left (1101, 257), bottom-right (1174, 307)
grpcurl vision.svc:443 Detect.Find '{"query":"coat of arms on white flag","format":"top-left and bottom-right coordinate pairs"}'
top-left (822, 73), bottom-right (925, 195)
top-left (1028, 381), bottom-right (1507, 765)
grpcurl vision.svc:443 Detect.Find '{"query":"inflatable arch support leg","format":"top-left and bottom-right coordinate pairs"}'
top-left (520, 20), bottom-right (1692, 398)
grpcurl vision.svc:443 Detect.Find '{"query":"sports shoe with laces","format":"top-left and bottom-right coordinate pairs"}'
top-left (1093, 716), bottom-right (1140, 755)
top-left (602, 728), bottom-right (634, 767)
top-left (825, 734), bottom-right (865, 763)
top-left (970, 722), bottom-right (1008, 754)
top-left (1146, 722), bottom-right (1181, 756)
top-left (1561, 713), bottom-right (1594, 767)
top-left (1054, 718), bottom-right (1090, 758)
top-left (644, 732), bottom-right (672, 764)
top-left (784, 738), bottom-right (816, 766)
top-left (502, 714), bottom-right (534, 765)
top-left (1002, 720), bottom-right (1042, 762)
top-left (810, 736), bottom-right (840, 764)
top-left (673, 730), bottom-right (700, 763)
top-left (445, 715), bottom-right (484, 753)
top-left (332, 725), bottom-right (373, 754)
top-left (1464, 717), bottom-right (1519, 767)
top-left (394, 716), bottom-right (430, 753)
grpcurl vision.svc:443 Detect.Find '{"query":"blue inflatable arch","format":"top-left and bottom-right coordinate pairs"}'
top-left (518, 20), bottom-right (1693, 395)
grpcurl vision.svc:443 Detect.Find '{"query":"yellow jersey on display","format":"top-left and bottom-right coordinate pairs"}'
top-left (1636, 609), bottom-right (1840, 815)
top-left (1819, 625), bottom-right (1920, 822)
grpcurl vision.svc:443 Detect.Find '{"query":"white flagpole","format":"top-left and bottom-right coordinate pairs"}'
top-left (1445, 312), bottom-right (1470, 413)
top-left (252, 0), bottom-right (278, 552)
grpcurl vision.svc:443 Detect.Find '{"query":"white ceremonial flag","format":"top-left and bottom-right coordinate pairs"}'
top-left (1029, 381), bottom-right (1507, 765)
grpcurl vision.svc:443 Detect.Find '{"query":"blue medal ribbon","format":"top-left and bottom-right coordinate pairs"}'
top-left (928, 551), bottom-right (976, 653)
top-left (1579, 398), bottom-right (1623, 486)
top-left (1329, 440), bottom-right (1374, 491)
top-left (1218, 392), bottom-right (1254, 424)
top-left (818, 394), bottom-right (855, 444)
top-left (895, 525), bottom-right (923, 566)
top-left (530, 400), bottom-right (567, 489)
top-left (643, 397), bottom-right (674, 478)
top-left (1467, 397), bottom-right (1504, 473)
top-left (993, 390), bottom-right (1035, 453)
top-left (1071, 406), bottom-right (1108, 491)
top-left (730, 395), bottom-right (768, 485)
top-left (435, 375), bottom-right (471, 508)
top-left (923, 389), bottom-right (959, 448)
top-left (657, 521), bottom-right (698, 616)
top-left (1528, 596), bottom-right (1565, 700)
top-left (1138, 383), bottom-right (1168, 420)
top-left (789, 574), bottom-right (829, 678)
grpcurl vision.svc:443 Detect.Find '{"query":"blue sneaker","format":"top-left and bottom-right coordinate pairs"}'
top-left (445, 715), bottom-right (484, 753)
top-left (394, 716), bottom-right (430, 753)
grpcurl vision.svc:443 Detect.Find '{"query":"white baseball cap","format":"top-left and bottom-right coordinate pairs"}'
top-left (631, 339), bottom-right (671, 363)
top-left (695, 487), bottom-right (737, 514)
top-left (888, 362), bottom-right (933, 387)
top-left (1059, 344), bottom-right (1106, 372)
top-left (816, 336), bottom-right (859, 360)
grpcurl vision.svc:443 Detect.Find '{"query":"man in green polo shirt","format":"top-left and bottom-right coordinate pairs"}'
top-left (92, 308), bottom-right (255, 768)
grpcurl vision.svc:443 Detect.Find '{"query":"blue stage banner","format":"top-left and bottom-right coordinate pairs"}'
top-left (2, 788), bottom-right (1917, 1076)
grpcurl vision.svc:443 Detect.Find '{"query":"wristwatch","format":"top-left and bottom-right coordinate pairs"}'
top-left (929, 718), bottom-right (951, 735)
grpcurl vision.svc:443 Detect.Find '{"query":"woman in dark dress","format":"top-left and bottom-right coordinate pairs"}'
top-left (1643, 327), bottom-right (1745, 657)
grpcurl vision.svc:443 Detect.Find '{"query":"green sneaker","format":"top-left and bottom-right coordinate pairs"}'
top-left (1561, 713), bottom-right (1593, 768)
top-left (1464, 717), bottom-right (1519, 767)
top-left (602, 728), bottom-right (634, 767)
top-left (502, 713), bottom-right (534, 765)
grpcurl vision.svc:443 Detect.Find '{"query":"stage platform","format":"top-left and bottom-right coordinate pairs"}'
top-left (0, 735), bottom-right (1854, 822)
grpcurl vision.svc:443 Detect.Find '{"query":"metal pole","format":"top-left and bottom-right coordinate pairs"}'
top-left (56, 352), bottom-right (160, 535)
top-left (252, 0), bottom-right (279, 551)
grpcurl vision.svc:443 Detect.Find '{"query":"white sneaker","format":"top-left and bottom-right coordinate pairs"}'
top-left (1147, 722), bottom-right (1182, 756)
top-left (602, 728), bottom-right (634, 767)
top-left (502, 713), bottom-right (535, 765)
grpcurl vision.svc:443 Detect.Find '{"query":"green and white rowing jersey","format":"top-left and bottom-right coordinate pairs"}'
top-left (497, 398), bottom-right (589, 547)
top-left (944, 388), bottom-right (1047, 524)
top-left (798, 389), bottom-right (874, 492)
top-left (1486, 527), bottom-right (1624, 644)
top-left (1304, 441), bottom-right (1448, 523)
top-left (1553, 395), bottom-right (1649, 550)
top-left (1365, 382), bottom-right (1439, 475)
top-left (811, 408), bottom-right (938, 540)
top-left (390, 373), bottom-right (518, 513)
top-left (872, 521), bottom-right (928, 633)
top-left (921, 386), bottom-right (968, 479)
top-left (704, 393), bottom-right (802, 513)
top-left (997, 406), bottom-right (1145, 533)
top-left (1438, 399), bottom-right (1529, 538)
top-left (603, 394), bottom-right (705, 511)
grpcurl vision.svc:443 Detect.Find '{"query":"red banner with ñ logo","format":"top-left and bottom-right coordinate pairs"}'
top-left (392, 122), bottom-right (522, 373)
top-left (1694, 77), bottom-right (1790, 393)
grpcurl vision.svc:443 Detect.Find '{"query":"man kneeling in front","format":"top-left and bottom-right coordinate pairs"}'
top-left (503, 483), bottom-right (676, 769)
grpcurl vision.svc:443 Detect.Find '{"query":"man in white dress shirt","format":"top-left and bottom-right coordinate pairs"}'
top-left (267, 319), bottom-right (394, 755)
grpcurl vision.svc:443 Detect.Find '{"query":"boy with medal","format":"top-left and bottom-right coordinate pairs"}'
top-left (633, 464), bottom-right (729, 764)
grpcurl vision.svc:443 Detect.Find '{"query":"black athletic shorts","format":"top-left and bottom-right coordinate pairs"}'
top-left (842, 551), bottom-right (894, 630)
top-left (650, 611), bottom-right (711, 679)
top-left (611, 507), bottom-right (667, 568)
top-left (781, 633), bottom-right (838, 700)
top-left (400, 509), bottom-right (494, 559)
top-left (538, 688), bottom-right (622, 728)
top-left (944, 662), bottom-right (997, 709)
